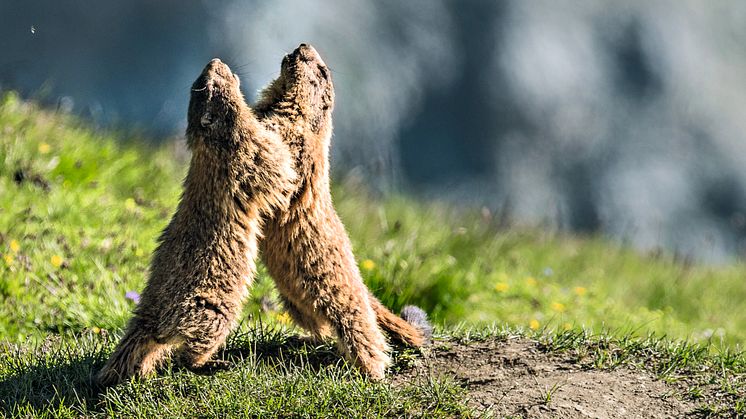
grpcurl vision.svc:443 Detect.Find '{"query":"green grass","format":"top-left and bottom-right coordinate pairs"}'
top-left (1, 326), bottom-right (744, 417)
top-left (0, 327), bottom-right (471, 418)
top-left (0, 92), bottom-right (185, 341)
top-left (2, 90), bottom-right (746, 347)
top-left (1, 92), bottom-right (745, 416)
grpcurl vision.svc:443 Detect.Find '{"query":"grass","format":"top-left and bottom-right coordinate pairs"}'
top-left (0, 92), bottom-right (745, 416)
top-left (0, 92), bottom-right (185, 341)
top-left (345, 194), bottom-right (746, 348)
top-left (1, 327), bottom-right (471, 418)
top-left (2, 326), bottom-right (744, 417)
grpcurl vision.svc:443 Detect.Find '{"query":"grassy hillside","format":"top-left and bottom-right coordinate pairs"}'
top-left (1, 91), bottom-right (745, 348)
top-left (0, 92), bottom-right (745, 416)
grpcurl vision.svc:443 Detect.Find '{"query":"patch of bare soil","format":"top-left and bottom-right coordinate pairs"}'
top-left (393, 338), bottom-right (698, 418)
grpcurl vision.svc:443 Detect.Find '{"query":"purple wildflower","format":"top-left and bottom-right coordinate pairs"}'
top-left (125, 291), bottom-right (141, 304)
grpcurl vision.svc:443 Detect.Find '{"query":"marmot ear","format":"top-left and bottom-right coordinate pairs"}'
top-left (200, 112), bottom-right (213, 128)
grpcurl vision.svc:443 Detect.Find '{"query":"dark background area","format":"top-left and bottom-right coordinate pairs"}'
top-left (2, 0), bottom-right (746, 262)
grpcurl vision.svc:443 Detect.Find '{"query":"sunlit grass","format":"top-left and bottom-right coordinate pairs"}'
top-left (342, 191), bottom-right (746, 349)
top-left (1, 91), bottom-right (746, 417)
top-left (0, 327), bottom-right (471, 418)
top-left (1, 90), bottom-right (746, 349)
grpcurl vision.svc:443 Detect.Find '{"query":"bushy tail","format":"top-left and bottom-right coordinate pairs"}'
top-left (400, 305), bottom-right (433, 341)
top-left (97, 324), bottom-right (170, 387)
top-left (369, 296), bottom-right (432, 347)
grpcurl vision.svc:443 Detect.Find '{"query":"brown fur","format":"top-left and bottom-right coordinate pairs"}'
top-left (255, 44), bottom-right (430, 379)
top-left (97, 59), bottom-right (296, 386)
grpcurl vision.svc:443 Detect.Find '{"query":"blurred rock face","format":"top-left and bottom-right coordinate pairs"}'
top-left (1, 1), bottom-right (745, 261)
top-left (0, 1), bottom-right (214, 130)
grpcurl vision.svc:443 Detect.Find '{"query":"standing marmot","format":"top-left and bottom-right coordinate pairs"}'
top-left (255, 44), bottom-right (432, 379)
top-left (97, 59), bottom-right (296, 386)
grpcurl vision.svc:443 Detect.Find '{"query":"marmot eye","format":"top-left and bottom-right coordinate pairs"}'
top-left (200, 112), bottom-right (213, 127)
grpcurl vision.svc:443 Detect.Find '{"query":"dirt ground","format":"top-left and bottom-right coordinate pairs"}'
top-left (393, 338), bottom-right (699, 418)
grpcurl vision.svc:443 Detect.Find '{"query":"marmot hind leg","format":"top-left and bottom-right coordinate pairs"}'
top-left (174, 302), bottom-right (237, 371)
top-left (97, 321), bottom-right (173, 387)
top-left (330, 303), bottom-right (390, 380)
top-left (273, 280), bottom-right (390, 378)
top-left (174, 339), bottom-right (231, 373)
top-left (312, 289), bottom-right (390, 379)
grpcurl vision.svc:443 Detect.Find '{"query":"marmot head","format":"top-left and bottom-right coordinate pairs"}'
top-left (280, 44), bottom-right (334, 117)
top-left (257, 43), bottom-right (334, 133)
top-left (187, 58), bottom-right (245, 151)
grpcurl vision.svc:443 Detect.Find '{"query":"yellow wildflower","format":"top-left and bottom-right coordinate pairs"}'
top-left (91, 326), bottom-right (101, 334)
top-left (361, 259), bottom-right (376, 271)
top-left (124, 198), bottom-right (137, 211)
top-left (529, 319), bottom-right (540, 330)
top-left (563, 323), bottom-right (572, 330)
top-left (494, 282), bottom-right (509, 292)
top-left (50, 255), bottom-right (64, 268)
top-left (135, 247), bottom-right (145, 257)
top-left (9, 240), bottom-right (20, 253)
top-left (3, 254), bottom-right (13, 266)
top-left (38, 143), bottom-right (51, 154)
top-left (525, 276), bottom-right (537, 287)
top-left (276, 312), bottom-right (292, 324)
top-left (550, 302), bottom-right (566, 313)
top-left (574, 286), bottom-right (587, 297)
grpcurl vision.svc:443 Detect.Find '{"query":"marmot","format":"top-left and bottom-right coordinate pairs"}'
top-left (97, 59), bottom-right (296, 386)
top-left (255, 44), bottom-right (432, 379)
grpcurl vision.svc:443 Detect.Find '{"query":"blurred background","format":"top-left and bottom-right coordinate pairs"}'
top-left (2, 0), bottom-right (746, 262)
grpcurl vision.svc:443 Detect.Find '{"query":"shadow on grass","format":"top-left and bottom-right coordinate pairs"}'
top-left (0, 335), bottom-right (107, 415)
top-left (221, 327), bottom-right (422, 375)
top-left (0, 328), bottom-right (347, 416)
top-left (223, 330), bottom-right (344, 373)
